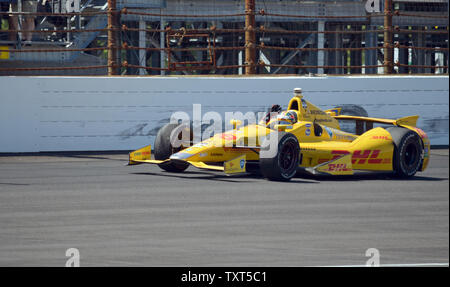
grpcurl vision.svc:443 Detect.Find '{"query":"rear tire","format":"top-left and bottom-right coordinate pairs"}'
top-left (334, 104), bottom-right (369, 134)
top-left (386, 127), bottom-right (423, 178)
top-left (334, 104), bottom-right (368, 117)
top-left (259, 132), bottom-right (300, 181)
top-left (154, 123), bottom-right (190, 172)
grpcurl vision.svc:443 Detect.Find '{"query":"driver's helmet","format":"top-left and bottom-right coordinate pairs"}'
top-left (276, 110), bottom-right (298, 125)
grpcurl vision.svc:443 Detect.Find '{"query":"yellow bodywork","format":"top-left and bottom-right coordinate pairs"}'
top-left (223, 155), bottom-right (247, 174)
top-left (0, 46), bottom-right (9, 60)
top-left (129, 93), bottom-right (430, 176)
top-left (314, 154), bottom-right (354, 175)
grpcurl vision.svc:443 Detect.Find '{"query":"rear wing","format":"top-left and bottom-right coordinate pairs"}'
top-left (333, 115), bottom-right (418, 127)
top-left (333, 115), bottom-right (419, 135)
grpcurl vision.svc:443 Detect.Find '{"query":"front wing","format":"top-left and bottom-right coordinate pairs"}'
top-left (128, 145), bottom-right (246, 174)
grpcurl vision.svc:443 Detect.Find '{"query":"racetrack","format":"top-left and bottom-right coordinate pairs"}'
top-left (0, 150), bottom-right (448, 266)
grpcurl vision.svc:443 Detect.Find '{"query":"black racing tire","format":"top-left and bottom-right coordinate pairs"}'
top-left (245, 162), bottom-right (262, 176)
top-left (154, 123), bottom-right (190, 173)
top-left (386, 127), bottom-right (423, 178)
top-left (259, 132), bottom-right (300, 181)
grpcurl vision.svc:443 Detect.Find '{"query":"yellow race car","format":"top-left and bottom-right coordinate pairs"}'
top-left (128, 88), bottom-right (430, 181)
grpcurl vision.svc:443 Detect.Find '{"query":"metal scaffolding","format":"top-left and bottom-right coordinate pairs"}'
top-left (0, 0), bottom-right (448, 76)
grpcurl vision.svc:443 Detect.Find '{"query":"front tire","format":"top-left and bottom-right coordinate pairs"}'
top-left (387, 127), bottom-right (423, 178)
top-left (259, 132), bottom-right (300, 181)
top-left (154, 123), bottom-right (190, 172)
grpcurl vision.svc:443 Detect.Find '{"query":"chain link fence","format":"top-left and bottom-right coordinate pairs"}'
top-left (0, 0), bottom-right (448, 76)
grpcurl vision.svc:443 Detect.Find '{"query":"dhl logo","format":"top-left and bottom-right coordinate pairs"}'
top-left (324, 163), bottom-right (352, 172)
top-left (372, 135), bottom-right (391, 141)
top-left (221, 133), bottom-right (237, 140)
top-left (134, 151), bottom-right (151, 156)
top-left (318, 150), bottom-right (391, 165)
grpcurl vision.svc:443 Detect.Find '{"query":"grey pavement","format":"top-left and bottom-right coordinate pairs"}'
top-left (0, 150), bottom-right (448, 266)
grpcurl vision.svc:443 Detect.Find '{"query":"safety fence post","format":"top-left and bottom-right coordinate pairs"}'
top-left (245, 0), bottom-right (256, 75)
top-left (383, 0), bottom-right (393, 74)
top-left (107, 0), bottom-right (120, 75)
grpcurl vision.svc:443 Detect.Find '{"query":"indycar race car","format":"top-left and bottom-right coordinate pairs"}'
top-left (128, 88), bottom-right (430, 181)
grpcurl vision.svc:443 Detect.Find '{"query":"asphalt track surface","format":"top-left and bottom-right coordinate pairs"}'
top-left (0, 150), bottom-right (448, 267)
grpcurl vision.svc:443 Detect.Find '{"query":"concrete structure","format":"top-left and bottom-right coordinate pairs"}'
top-left (0, 75), bottom-right (448, 152)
